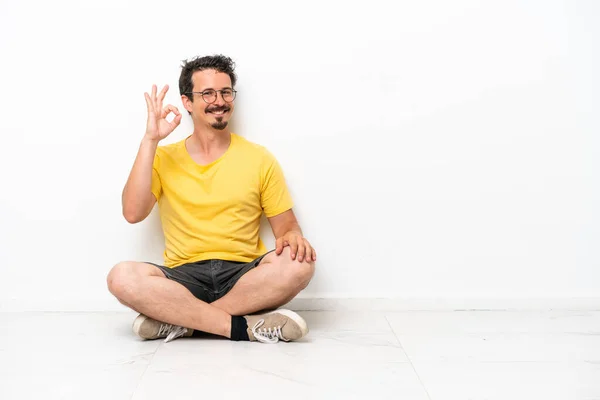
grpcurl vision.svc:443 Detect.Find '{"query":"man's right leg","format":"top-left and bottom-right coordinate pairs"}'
top-left (106, 261), bottom-right (231, 338)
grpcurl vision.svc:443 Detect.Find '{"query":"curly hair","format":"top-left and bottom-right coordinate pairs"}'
top-left (178, 54), bottom-right (237, 103)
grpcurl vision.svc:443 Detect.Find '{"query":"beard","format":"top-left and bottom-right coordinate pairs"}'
top-left (210, 119), bottom-right (228, 130)
top-left (206, 105), bottom-right (230, 130)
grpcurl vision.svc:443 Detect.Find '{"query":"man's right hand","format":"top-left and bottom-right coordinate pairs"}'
top-left (144, 84), bottom-right (182, 142)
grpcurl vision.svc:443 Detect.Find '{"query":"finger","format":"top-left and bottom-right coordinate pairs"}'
top-left (301, 238), bottom-right (316, 261)
top-left (275, 238), bottom-right (284, 255)
top-left (157, 85), bottom-right (169, 110)
top-left (297, 241), bottom-right (306, 263)
top-left (289, 239), bottom-right (298, 260)
top-left (303, 239), bottom-right (313, 263)
top-left (171, 113), bottom-right (182, 127)
top-left (144, 93), bottom-right (154, 114)
top-left (157, 84), bottom-right (169, 105)
top-left (164, 105), bottom-right (182, 129)
top-left (151, 84), bottom-right (158, 109)
top-left (162, 104), bottom-right (180, 119)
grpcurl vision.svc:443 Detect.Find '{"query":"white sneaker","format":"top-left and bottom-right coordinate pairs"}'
top-left (132, 314), bottom-right (194, 343)
top-left (245, 309), bottom-right (309, 343)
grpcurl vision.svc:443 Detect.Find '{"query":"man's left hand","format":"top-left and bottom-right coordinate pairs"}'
top-left (275, 232), bottom-right (317, 263)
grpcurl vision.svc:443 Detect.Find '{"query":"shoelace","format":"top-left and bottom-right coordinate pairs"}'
top-left (158, 324), bottom-right (188, 343)
top-left (251, 319), bottom-right (286, 344)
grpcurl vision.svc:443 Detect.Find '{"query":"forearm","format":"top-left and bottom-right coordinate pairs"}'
top-left (275, 220), bottom-right (302, 239)
top-left (122, 137), bottom-right (159, 222)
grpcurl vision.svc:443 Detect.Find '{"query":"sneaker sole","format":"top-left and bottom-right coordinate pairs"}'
top-left (132, 314), bottom-right (149, 339)
top-left (266, 309), bottom-right (309, 337)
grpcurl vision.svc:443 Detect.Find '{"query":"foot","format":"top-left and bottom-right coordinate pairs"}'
top-left (132, 314), bottom-right (194, 343)
top-left (244, 309), bottom-right (309, 343)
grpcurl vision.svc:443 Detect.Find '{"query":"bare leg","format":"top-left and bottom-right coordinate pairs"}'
top-left (211, 247), bottom-right (315, 316)
top-left (107, 261), bottom-right (231, 337)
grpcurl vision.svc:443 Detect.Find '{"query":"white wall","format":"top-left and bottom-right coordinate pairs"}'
top-left (0, 0), bottom-right (598, 311)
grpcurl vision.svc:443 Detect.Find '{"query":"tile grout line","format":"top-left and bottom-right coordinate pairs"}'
top-left (130, 341), bottom-right (163, 400)
top-left (385, 314), bottom-right (433, 400)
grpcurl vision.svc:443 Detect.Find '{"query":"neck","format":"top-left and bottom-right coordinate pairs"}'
top-left (189, 125), bottom-right (231, 153)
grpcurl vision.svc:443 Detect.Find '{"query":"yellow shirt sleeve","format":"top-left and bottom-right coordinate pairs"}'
top-left (260, 149), bottom-right (294, 217)
top-left (151, 152), bottom-right (162, 201)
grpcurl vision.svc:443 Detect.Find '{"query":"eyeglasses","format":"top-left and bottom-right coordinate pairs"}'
top-left (185, 89), bottom-right (237, 104)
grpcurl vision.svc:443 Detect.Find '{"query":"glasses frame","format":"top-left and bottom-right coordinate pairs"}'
top-left (185, 89), bottom-right (237, 104)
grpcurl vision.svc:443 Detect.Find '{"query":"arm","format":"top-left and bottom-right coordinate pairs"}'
top-left (269, 208), bottom-right (303, 239)
top-left (122, 84), bottom-right (181, 223)
top-left (268, 209), bottom-right (316, 263)
top-left (121, 138), bottom-right (159, 223)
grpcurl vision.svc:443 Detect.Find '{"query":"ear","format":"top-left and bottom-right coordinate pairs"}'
top-left (181, 94), bottom-right (193, 114)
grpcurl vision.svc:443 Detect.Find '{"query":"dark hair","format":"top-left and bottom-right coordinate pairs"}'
top-left (179, 54), bottom-right (237, 104)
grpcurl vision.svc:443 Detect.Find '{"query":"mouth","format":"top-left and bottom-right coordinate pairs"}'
top-left (207, 107), bottom-right (230, 116)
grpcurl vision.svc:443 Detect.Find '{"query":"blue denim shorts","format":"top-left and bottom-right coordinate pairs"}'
top-left (147, 251), bottom-right (272, 303)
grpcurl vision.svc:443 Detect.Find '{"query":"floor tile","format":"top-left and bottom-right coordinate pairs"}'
top-left (0, 312), bottom-right (159, 370)
top-left (0, 364), bottom-right (149, 400)
top-left (148, 328), bottom-right (410, 367)
top-left (3, 310), bottom-right (600, 399)
top-left (386, 311), bottom-right (600, 363)
top-left (411, 361), bottom-right (600, 400)
top-left (395, 331), bottom-right (600, 363)
top-left (133, 362), bottom-right (429, 400)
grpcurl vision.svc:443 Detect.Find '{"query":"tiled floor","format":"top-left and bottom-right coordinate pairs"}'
top-left (1, 310), bottom-right (599, 399)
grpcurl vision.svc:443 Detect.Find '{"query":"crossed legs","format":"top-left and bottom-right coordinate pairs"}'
top-left (106, 247), bottom-right (315, 338)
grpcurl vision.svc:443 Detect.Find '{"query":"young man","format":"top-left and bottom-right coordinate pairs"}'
top-left (107, 55), bottom-right (316, 344)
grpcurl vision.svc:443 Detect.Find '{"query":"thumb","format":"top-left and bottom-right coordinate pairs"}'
top-left (172, 113), bottom-right (182, 127)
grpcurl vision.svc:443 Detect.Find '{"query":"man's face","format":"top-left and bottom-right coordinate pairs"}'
top-left (183, 69), bottom-right (235, 130)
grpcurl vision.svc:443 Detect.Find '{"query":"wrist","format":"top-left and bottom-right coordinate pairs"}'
top-left (142, 135), bottom-right (160, 146)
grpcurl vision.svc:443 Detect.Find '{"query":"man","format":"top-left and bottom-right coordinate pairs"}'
top-left (107, 55), bottom-right (316, 344)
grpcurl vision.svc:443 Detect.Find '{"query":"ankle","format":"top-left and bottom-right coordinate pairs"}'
top-left (230, 315), bottom-right (249, 341)
top-left (224, 318), bottom-right (233, 338)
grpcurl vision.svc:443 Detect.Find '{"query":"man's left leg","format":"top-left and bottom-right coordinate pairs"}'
top-left (210, 246), bottom-right (315, 316)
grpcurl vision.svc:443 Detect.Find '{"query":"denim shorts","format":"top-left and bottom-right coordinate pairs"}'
top-left (147, 250), bottom-right (273, 303)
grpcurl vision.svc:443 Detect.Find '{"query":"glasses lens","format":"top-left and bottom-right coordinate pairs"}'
top-left (222, 90), bottom-right (235, 102)
top-left (202, 90), bottom-right (217, 103)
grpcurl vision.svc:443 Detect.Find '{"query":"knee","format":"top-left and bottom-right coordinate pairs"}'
top-left (277, 247), bottom-right (315, 290)
top-left (295, 260), bottom-right (315, 290)
top-left (106, 261), bottom-right (139, 300)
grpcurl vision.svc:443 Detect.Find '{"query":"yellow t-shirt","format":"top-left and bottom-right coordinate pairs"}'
top-left (151, 133), bottom-right (294, 267)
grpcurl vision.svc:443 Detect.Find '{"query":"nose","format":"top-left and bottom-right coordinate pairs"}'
top-left (213, 91), bottom-right (228, 106)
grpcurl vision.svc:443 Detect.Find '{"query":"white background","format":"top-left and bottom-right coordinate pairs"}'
top-left (0, 0), bottom-right (598, 311)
